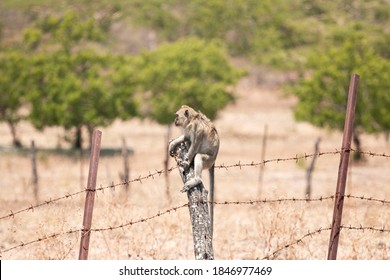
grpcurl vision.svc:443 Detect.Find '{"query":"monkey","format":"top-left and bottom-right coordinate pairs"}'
top-left (168, 105), bottom-right (219, 236)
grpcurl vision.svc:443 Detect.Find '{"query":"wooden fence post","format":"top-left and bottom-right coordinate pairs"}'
top-left (121, 137), bottom-right (130, 192)
top-left (31, 140), bottom-right (39, 202)
top-left (164, 124), bottom-right (172, 202)
top-left (79, 129), bottom-right (102, 260)
top-left (327, 74), bottom-right (359, 260)
top-left (172, 142), bottom-right (214, 260)
top-left (258, 124), bottom-right (268, 198)
top-left (305, 137), bottom-right (321, 199)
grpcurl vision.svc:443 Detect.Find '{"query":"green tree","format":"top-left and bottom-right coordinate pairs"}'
top-left (109, 55), bottom-right (141, 121)
top-left (0, 51), bottom-right (30, 147)
top-left (38, 10), bottom-right (107, 53)
top-left (28, 50), bottom-right (138, 149)
top-left (138, 37), bottom-right (244, 124)
top-left (24, 11), bottom-right (138, 149)
top-left (293, 32), bottom-right (390, 156)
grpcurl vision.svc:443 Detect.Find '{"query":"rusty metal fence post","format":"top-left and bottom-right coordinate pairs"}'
top-left (327, 74), bottom-right (359, 260)
top-left (79, 130), bottom-right (102, 260)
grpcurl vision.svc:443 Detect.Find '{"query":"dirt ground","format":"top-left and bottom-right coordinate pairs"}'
top-left (1, 65), bottom-right (389, 259)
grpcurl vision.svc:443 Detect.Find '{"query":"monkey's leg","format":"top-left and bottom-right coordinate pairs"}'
top-left (181, 154), bottom-right (205, 192)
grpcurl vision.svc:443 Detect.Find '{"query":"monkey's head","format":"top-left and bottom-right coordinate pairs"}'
top-left (174, 105), bottom-right (197, 128)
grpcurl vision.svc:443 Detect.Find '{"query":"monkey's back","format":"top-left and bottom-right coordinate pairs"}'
top-left (193, 114), bottom-right (220, 158)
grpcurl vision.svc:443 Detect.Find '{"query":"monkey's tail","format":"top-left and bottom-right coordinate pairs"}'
top-left (209, 164), bottom-right (215, 239)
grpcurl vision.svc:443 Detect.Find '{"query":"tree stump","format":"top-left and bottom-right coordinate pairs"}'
top-left (171, 141), bottom-right (214, 260)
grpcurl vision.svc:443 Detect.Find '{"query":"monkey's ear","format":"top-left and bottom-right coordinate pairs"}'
top-left (184, 109), bottom-right (189, 117)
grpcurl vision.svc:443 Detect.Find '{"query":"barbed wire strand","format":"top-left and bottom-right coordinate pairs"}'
top-left (2, 222), bottom-right (388, 258)
top-left (213, 196), bottom-right (334, 205)
top-left (262, 227), bottom-right (332, 260)
top-left (1, 149), bottom-right (389, 221)
top-left (216, 149), bottom-right (390, 170)
top-left (0, 166), bottom-right (176, 221)
top-left (2, 191), bottom-right (390, 223)
top-left (261, 225), bottom-right (390, 260)
top-left (0, 203), bottom-right (188, 255)
top-left (212, 195), bottom-right (390, 206)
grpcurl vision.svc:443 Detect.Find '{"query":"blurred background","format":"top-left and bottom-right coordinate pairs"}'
top-left (1, 0), bottom-right (390, 259)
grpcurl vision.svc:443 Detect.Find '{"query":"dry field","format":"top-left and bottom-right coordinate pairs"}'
top-left (1, 66), bottom-right (389, 260)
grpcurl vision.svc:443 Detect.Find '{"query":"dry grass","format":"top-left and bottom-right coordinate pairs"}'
top-left (1, 67), bottom-right (390, 260)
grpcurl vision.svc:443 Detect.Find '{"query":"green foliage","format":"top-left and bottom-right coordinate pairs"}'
top-left (293, 31), bottom-right (390, 134)
top-left (0, 9), bottom-right (137, 147)
top-left (23, 27), bottom-right (42, 50)
top-left (37, 11), bottom-right (107, 52)
top-left (3, 0), bottom-right (390, 70)
top-left (0, 3), bottom-right (243, 147)
top-left (137, 37), bottom-right (244, 124)
top-left (128, 0), bottom-right (181, 41)
top-left (28, 51), bottom-right (118, 131)
top-left (119, 0), bottom-right (327, 68)
top-left (110, 55), bottom-right (141, 120)
top-left (2, 0), bottom-right (390, 147)
top-left (0, 51), bottom-right (31, 146)
top-left (124, 0), bottom-right (390, 69)
top-left (185, 0), bottom-right (234, 40)
top-left (0, 51), bottom-right (30, 124)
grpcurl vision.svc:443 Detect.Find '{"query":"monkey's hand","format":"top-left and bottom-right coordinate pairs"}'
top-left (168, 141), bottom-right (177, 157)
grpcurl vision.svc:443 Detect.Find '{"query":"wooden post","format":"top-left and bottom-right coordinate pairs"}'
top-left (172, 142), bottom-right (214, 260)
top-left (305, 137), bottom-right (321, 199)
top-left (79, 130), bottom-right (102, 260)
top-left (164, 125), bottom-right (172, 202)
top-left (258, 124), bottom-right (268, 198)
top-left (121, 137), bottom-right (130, 192)
top-left (77, 126), bottom-right (85, 190)
top-left (327, 74), bottom-right (359, 260)
top-left (31, 140), bottom-right (39, 202)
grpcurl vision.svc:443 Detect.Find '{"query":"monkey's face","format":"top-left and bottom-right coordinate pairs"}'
top-left (174, 108), bottom-right (190, 128)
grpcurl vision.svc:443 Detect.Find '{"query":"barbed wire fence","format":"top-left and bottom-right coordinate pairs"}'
top-left (0, 148), bottom-right (389, 259)
top-left (1, 194), bottom-right (389, 258)
top-left (1, 194), bottom-right (390, 257)
top-left (2, 148), bottom-right (389, 221)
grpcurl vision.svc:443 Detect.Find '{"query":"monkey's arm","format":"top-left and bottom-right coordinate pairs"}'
top-left (168, 135), bottom-right (186, 156)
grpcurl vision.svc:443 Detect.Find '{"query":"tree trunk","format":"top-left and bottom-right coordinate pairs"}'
top-left (87, 125), bottom-right (95, 150)
top-left (171, 141), bottom-right (214, 260)
top-left (8, 121), bottom-right (22, 148)
top-left (352, 133), bottom-right (363, 161)
top-left (76, 125), bottom-right (84, 188)
top-left (75, 126), bottom-right (83, 150)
